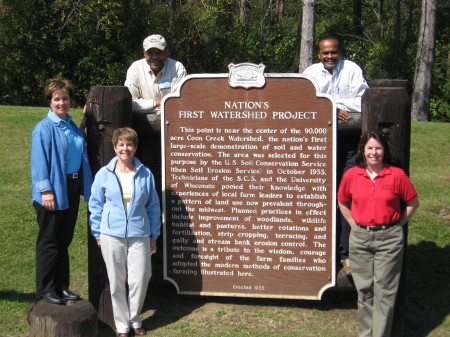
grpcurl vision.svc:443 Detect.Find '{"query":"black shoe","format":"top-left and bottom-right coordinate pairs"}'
top-left (60, 289), bottom-right (80, 300)
top-left (41, 292), bottom-right (65, 305)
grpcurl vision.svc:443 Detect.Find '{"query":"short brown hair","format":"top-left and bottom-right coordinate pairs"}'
top-left (112, 127), bottom-right (138, 148)
top-left (43, 78), bottom-right (74, 102)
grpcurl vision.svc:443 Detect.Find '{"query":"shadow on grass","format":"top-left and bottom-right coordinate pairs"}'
top-left (138, 279), bottom-right (358, 334)
top-left (405, 241), bottom-right (450, 337)
top-left (99, 241), bottom-right (449, 336)
top-left (141, 281), bottom-right (206, 331)
top-left (0, 290), bottom-right (37, 303)
top-left (97, 280), bottom-right (207, 336)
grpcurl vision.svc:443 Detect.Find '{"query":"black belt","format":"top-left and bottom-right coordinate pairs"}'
top-left (355, 221), bottom-right (399, 231)
top-left (67, 173), bottom-right (79, 179)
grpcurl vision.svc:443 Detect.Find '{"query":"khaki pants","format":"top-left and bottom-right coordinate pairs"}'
top-left (350, 225), bottom-right (404, 337)
top-left (100, 234), bottom-right (152, 334)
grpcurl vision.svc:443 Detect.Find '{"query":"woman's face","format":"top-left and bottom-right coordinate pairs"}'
top-left (49, 90), bottom-right (71, 119)
top-left (364, 137), bottom-right (384, 167)
top-left (114, 137), bottom-right (136, 162)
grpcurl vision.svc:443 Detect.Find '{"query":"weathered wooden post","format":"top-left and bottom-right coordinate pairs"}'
top-left (335, 110), bottom-right (362, 289)
top-left (27, 299), bottom-right (98, 337)
top-left (85, 86), bottom-right (132, 330)
top-left (362, 79), bottom-right (411, 337)
top-left (130, 110), bottom-right (165, 281)
top-left (362, 80), bottom-right (411, 172)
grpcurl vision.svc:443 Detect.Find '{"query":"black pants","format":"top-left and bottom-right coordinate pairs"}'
top-left (34, 177), bottom-right (80, 295)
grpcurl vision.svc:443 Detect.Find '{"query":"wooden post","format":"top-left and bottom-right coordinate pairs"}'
top-left (85, 86), bottom-right (132, 330)
top-left (27, 299), bottom-right (98, 337)
top-left (362, 80), bottom-right (411, 337)
top-left (363, 80), bottom-right (411, 172)
top-left (131, 112), bottom-right (165, 283)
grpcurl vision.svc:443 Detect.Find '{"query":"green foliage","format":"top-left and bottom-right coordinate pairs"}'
top-left (430, 96), bottom-right (450, 123)
top-left (429, 3), bottom-right (450, 122)
top-left (0, 0), bottom-right (448, 122)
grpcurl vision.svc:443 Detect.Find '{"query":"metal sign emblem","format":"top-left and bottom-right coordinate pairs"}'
top-left (228, 63), bottom-right (266, 89)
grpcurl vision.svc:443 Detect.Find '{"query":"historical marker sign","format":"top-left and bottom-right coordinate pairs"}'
top-left (162, 65), bottom-right (336, 300)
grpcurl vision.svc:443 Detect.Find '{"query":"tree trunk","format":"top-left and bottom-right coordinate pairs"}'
top-left (239, 0), bottom-right (246, 24)
top-left (86, 86), bottom-right (132, 329)
top-left (392, 0), bottom-right (401, 77)
top-left (298, 0), bottom-right (315, 73)
top-left (276, 0), bottom-right (284, 23)
top-left (27, 299), bottom-right (98, 337)
top-left (169, 0), bottom-right (177, 32)
top-left (373, 0), bottom-right (385, 38)
top-left (402, 0), bottom-right (415, 54)
top-left (377, 0), bottom-right (384, 24)
top-left (352, 0), bottom-right (362, 36)
top-left (411, 0), bottom-right (437, 122)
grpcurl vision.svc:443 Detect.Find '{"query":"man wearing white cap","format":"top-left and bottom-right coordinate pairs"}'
top-left (125, 34), bottom-right (187, 114)
top-left (124, 34), bottom-right (187, 197)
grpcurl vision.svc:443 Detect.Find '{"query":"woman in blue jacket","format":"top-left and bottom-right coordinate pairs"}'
top-left (89, 127), bottom-right (160, 337)
top-left (31, 78), bottom-right (93, 305)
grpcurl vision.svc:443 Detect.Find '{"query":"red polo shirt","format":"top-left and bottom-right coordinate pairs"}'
top-left (337, 166), bottom-right (418, 226)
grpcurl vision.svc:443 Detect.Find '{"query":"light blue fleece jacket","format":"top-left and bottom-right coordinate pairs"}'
top-left (88, 156), bottom-right (161, 240)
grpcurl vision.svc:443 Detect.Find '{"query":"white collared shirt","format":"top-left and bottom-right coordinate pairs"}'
top-left (124, 57), bottom-right (187, 114)
top-left (303, 59), bottom-right (369, 112)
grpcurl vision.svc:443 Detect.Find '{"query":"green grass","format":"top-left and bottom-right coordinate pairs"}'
top-left (409, 123), bottom-right (450, 246)
top-left (0, 105), bottom-right (449, 336)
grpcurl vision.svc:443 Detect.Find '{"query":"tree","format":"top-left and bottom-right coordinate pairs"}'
top-left (239, 0), bottom-right (246, 23)
top-left (411, 0), bottom-right (437, 121)
top-left (0, 0), bottom-right (447, 121)
top-left (298, 0), bottom-right (315, 72)
top-left (352, 0), bottom-right (362, 36)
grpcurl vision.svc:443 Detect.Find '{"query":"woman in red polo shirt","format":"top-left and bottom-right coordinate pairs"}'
top-left (338, 130), bottom-right (419, 337)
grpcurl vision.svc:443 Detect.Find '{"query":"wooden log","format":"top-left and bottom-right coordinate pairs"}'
top-left (369, 79), bottom-right (408, 89)
top-left (338, 80), bottom-right (409, 137)
top-left (337, 111), bottom-right (361, 135)
top-left (85, 86), bottom-right (132, 330)
top-left (132, 111), bottom-right (161, 136)
top-left (85, 86), bottom-right (132, 173)
top-left (361, 86), bottom-right (411, 173)
top-left (27, 299), bottom-right (97, 337)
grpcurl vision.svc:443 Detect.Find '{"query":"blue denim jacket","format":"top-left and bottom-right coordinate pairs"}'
top-left (88, 156), bottom-right (161, 240)
top-left (31, 110), bottom-right (93, 209)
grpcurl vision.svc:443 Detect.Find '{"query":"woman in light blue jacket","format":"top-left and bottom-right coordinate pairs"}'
top-left (89, 127), bottom-right (160, 337)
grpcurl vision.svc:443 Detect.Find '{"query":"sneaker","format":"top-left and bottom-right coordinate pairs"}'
top-left (341, 259), bottom-right (352, 275)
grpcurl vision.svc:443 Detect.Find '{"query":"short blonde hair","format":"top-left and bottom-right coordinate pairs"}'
top-left (112, 127), bottom-right (138, 148)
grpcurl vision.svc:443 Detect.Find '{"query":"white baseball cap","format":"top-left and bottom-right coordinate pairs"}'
top-left (143, 34), bottom-right (167, 51)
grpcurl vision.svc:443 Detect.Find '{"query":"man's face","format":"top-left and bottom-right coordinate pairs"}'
top-left (318, 39), bottom-right (341, 72)
top-left (144, 48), bottom-right (169, 74)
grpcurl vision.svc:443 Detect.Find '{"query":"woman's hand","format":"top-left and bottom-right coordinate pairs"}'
top-left (79, 105), bottom-right (87, 129)
top-left (41, 191), bottom-right (55, 211)
top-left (399, 199), bottom-right (420, 226)
top-left (150, 239), bottom-right (157, 254)
top-left (338, 201), bottom-right (356, 228)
